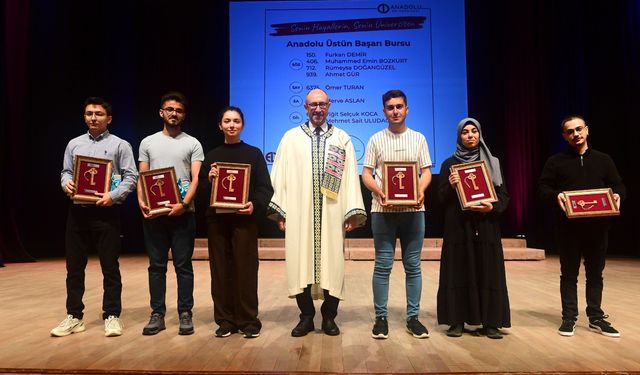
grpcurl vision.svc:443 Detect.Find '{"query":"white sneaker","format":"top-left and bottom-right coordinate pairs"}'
top-left (104, 315), bottom-right (123, 337)
top-left (51, 315), bottom-right (85, 337)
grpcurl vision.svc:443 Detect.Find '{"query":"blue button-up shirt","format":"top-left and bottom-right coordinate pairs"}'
top-left (61, 130), bottom-right (138, 204)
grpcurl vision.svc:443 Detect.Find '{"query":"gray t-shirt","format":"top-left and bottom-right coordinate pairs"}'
top-left (139, 131), bottom-right (204, 207)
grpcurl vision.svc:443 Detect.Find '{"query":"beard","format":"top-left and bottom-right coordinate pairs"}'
top-left (165, 118), bottom-right (182, 128)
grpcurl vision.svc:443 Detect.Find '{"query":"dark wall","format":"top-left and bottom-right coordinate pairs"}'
top-left (2, 0), bottom-right (639, 259)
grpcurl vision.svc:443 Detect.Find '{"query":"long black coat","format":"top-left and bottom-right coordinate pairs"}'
top-left (436, 156), bottom-right (511, 328)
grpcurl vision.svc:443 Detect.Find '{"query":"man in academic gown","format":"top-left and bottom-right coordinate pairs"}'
top-left (268, 88), bottom-right (367, 337)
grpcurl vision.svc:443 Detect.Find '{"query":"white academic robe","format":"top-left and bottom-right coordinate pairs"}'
top-left (269, 124), bottom-right (366, 299)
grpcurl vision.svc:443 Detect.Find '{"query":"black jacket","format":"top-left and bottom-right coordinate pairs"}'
top-left (538, 146), bottom-right (625, 227)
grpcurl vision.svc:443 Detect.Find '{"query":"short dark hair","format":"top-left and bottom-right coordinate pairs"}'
top-left (560, 114), bottom-right (586, 131)
top-left (84, 97), bottom-right (112, 116)
top-left (382, 89), bottom-right (407, 106)
top-left (218, 105), bottom-right (245, 125)
top-left (160, 91), bottom-right (188, 111)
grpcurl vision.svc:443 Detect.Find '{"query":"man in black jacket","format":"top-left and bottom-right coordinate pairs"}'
top-left (538, 115), bottom-right (625, 338)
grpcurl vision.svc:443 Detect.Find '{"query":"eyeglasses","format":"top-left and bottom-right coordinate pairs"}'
top-left (384, 104), bottom-right (405, 111)
top-left (307, 102), bottom-right (328, 109)
top-left (162, 107), bottom-right (185, 114)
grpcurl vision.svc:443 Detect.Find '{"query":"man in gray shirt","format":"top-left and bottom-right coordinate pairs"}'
top-left (52, 97), bottom-right (138, 337)
top-left (137, 92), bottom-right (204, 336)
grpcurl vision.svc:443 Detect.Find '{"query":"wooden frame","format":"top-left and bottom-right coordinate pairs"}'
top-left (210, 162), bottom-right (251, 209)
top-left (450, 160), bottom-right (498, 209)
top-left (72, 155), bottom-right (113, 203)
top-left (140, 167), bottom-right (181, 216)
top-left (382, 161), bottom-right (419, 206)
top-left (563, 188), bottom-right (620, 218)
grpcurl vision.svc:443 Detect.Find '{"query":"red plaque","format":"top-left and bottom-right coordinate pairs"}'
top-left (72, 155), bottom-right (113, 203)
top-left (382, 161), bottom-right (418, 205)
top-left (140, 167), bottom-right (181, 216)
top-left (450, 160), bottom-right (498, 209)
top-left (563, 188), bottom-right (620, 218)
top-left (210, 162), bottom-right (251, 209)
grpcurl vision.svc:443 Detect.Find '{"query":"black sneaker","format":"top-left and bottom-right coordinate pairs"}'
top-left (371, 317), bottom-right (389, 339)
top-left (406, 316), bottom-right (429, 338)
top-left (215, 326), bottom-right (238, 338)
top-left (589, 315), bottom-right (620, 338)
top-left (241, 326), bottom-right (261, 339)
top-left (178, 311), bottom-right (194, 335)
top-left (558, 319), bottom-right (575, 337)
top-left (142, 313), bottom-right (166, 336)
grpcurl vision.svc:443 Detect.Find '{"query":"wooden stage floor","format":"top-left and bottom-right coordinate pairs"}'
top-left (1, 255), bottom-right (639, 374)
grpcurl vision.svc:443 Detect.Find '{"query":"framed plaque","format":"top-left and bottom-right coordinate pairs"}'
top-left (140, 167), bottom-right (181, 216)
top-left (72, 155), bottom-right (113, 203)
top-left (450, 160), bottom-right (498, 209)
top-left (382, 161), bottom-right (418, 205)
top-left (210, 162), bottom-right (251, 209)
top-left (563, 188), bottom-right (620, 218)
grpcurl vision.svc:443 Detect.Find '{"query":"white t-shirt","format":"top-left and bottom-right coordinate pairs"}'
top-left (363, 127), bottom-right (432, 213)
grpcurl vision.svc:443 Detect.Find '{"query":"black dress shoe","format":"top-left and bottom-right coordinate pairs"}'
top-left (479, 326), bottom-right (503, 339)
top-left (291, 316), bottom-right (315, 337)
top-left (446, 324), bottom-right (464, 337)
top-left (322, 318), bottom-right (340, 336)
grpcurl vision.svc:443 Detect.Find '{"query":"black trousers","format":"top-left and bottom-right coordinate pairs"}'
top-left (296, 285), bottom-right (339, 320)
top-left (557, 220), bottom-right (608, 321)
top-left (207, 215), bottom-right (261, 331)
top-left (65, 204), bottom-right (122, 320)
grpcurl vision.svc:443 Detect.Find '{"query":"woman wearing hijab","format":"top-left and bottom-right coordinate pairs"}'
top-left (437, 117), bottom-right (511, 339)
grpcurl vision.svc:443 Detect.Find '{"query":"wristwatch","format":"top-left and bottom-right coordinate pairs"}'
top-left (182, 202), bottom-right (190, 210)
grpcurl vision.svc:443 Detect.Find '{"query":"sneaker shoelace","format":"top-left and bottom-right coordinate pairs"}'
top-left (592, 314), bottom-right (611, 325)
top-left (60, 315), bottom-right (76, 327)
top-left (106, 316), bottom-right (121, 329)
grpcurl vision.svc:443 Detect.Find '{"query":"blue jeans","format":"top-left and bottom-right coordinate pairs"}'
top-left (143, 213), bottom-right (195, 315)
top-left (371, 212), bottom-right (425, 319)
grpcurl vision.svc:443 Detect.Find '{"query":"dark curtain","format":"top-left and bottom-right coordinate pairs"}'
top-left (1, 0), bottom-right (35, 263)
top-left (2, 0), bottom-right (230, 259)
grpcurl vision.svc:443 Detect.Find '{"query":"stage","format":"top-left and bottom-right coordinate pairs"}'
top-left (0, 255), bottom-right (639, 374)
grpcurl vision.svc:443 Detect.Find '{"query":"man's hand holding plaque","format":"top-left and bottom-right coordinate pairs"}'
top-left (72, 155), bottom-right (113, 203)
top-left (560, 188), bottom-right (620, 218)
top-left (382, 161), bottom-right (419, 206)
top-left (139, 167), bottom-right (182, 216)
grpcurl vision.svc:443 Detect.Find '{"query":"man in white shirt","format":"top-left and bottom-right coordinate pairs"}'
top-left (362, 89), bottom-right (432, 339)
